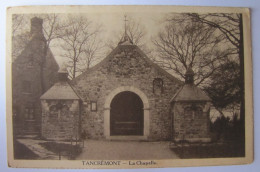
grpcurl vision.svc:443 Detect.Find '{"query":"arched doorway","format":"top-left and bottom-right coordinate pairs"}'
top-left (110, 91), bottom-right (144, 136)
top-left (104, 86), bottom-right (150, 140)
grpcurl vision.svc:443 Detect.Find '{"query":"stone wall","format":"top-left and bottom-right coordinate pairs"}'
top-left (41, 100), bottom-right (80, 140)
top-left (173, 102), bottom-right (211, 142)
top-left (72, 45), bottom-right (182, 140)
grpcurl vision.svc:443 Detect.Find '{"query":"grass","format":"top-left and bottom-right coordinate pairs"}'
top-left (14, 140), bottom-right (39, 160)
top-left (39, 142), bottom-right (82, 160)
top-left (171, 142), bottom-right (245, 159)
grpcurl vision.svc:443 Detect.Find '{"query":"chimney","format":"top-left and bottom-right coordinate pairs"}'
top-left (30, 17), bottom-right (43, 35)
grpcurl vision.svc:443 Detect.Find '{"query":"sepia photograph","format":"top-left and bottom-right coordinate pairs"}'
top-left (6, 5), bottom-right (253, 168)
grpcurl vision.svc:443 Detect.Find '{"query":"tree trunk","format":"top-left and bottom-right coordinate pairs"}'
top-left (238, 14), bottom-right (245, 146)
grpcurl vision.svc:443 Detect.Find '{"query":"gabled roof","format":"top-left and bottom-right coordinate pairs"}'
top-left (40, 82), bottom-right (80, 100)
top-left (73, 44), bottom-right (183, 85)
top-left (171, 84), bottom-right (211, 102)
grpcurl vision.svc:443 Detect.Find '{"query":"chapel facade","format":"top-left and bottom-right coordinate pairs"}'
top-left (41, 33), bottom-right (212, 142)
top-left (13, 17), bottom-right (212, 142)
top-left (70, 36), bottom-right (184, 141)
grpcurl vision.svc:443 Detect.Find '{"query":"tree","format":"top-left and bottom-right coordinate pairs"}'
top-left (153, 15), bottom-right (230, 86)
top-left (105, 16), bottom-right (149, 54)
top-left (184, 13), bottom-right (245, 140)
top-left (12, 32), bottom-right (30, 61)
top-left (204, 60), bottom-right (241, 113)
top-left (12, 14), bottom-right (30, 61)
top-left (12, 14), bottom-right (26, 36)
top-left (79, 34), bottom-right (104, 71)
top-left (40, 14), bottom-right (69, 49)
top-left (59, 15), bottom-right (103, 79)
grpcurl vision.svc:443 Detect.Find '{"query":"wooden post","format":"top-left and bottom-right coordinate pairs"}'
top-left (181, 134), bottom-right (185, 159)
top-left (58, 146), bottom-right (61, 160)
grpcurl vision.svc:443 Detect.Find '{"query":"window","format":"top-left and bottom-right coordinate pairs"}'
top-left (22, 81), bottom-right (32, 93)
top-left (153, 78), bottom-right (163, 94)
top-left (91, 101), bottom-right (97, 112)
top-left (24, 107), bottom-right (35, 120)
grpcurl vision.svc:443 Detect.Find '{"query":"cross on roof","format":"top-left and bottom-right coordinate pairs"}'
top-left (118, 15), bottom-right (133, 45)
top-left (124, 15), bottom-right (128, 35)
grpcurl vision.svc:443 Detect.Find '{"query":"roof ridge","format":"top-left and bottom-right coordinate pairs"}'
top-left (72, 44), bottom-right (183, 85)
top-left (134, 46), bottom-right (183, 84)
top-left (72, 46), bottom-right (121, 82)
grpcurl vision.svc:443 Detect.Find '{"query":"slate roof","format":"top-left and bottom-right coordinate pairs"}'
top-left (40, 81), bottom-right (80, 100)
top-left (171, 84), bottom-right (211, 102)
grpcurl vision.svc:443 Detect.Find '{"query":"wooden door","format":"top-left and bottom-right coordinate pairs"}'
top-left (110, 91), bottom-right (144, 136)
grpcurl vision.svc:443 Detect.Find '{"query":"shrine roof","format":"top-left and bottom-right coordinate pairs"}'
top-left (171, 84), bottom-right (211, 102)
top-left (40, 81), bottom-right (80, 100)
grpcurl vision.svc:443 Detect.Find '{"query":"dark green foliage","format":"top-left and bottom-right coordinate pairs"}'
top-left (210, 115), bottom-right (244, 142)
top-left (210, 115), bottom-right (231, 140)
top-left (204, 61), bottom-right (241, 109)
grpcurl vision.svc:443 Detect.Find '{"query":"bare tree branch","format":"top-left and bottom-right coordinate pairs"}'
top-left (153, 14), bottom-right (230, 86)
top-left (59, 15), bottom-right (104, 78)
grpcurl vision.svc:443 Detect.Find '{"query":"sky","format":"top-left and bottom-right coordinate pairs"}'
top-left (15, 12), bottom-right (166, 67)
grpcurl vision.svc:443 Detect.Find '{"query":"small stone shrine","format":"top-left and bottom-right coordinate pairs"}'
top-left (171, 68), bottom-right (211, 142)
top-left (40, 65), bottom-right (81, 140)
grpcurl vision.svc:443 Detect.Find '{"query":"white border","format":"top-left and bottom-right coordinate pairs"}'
top-left (1, 1), bottom-right (258, 171)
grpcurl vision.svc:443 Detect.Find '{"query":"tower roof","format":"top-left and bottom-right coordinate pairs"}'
top-left (185, 66), bottom-right (195, 84)
top-left (185, 67), bottom-right (194, 76)
top-left (118, 33), bottom-right (133, 45)
top-left (171, 84), bottom-right (211, 102)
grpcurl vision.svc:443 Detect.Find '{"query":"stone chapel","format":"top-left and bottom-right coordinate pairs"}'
top-left (40, 31), bottom-right (212, 142)
top-left (14, 17), bottom-right (212, 142)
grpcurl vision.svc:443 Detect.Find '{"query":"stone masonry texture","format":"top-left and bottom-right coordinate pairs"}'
top-left (41, 100), bottom-right (80, 140)
top-left (71, 45), bottom-right (182, 140)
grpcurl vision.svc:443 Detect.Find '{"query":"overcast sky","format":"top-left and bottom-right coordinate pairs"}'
top-left (17, 12), bottom-right (166, 66)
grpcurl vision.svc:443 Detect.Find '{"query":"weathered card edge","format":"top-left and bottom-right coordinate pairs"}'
top-left (5, 5), bottom-right (253, 169)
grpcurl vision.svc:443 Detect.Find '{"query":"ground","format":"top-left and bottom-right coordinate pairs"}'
top-left (171, 142), bottom-right (245, 158)
top-left (76, 140), bottom-right (179, 160)
top-left (16, 139), bottom-right (67, 160)
top-left (15, 138), bottom-right (179, 160)
top-left (15, 138), bottom-right (244, 160)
